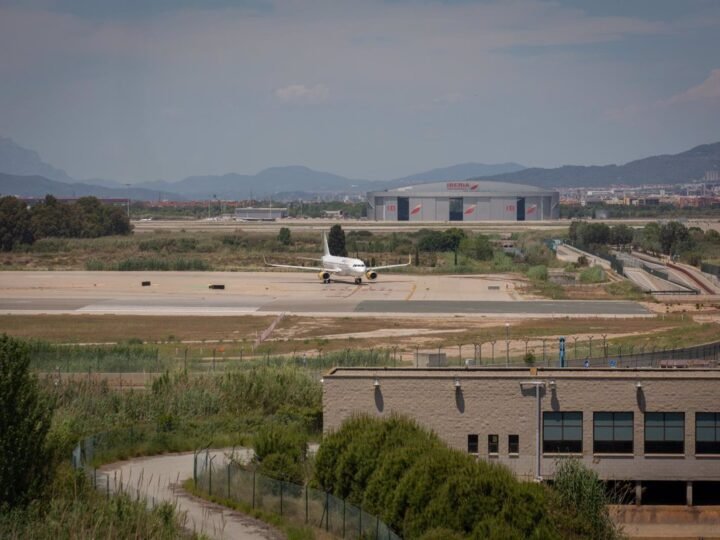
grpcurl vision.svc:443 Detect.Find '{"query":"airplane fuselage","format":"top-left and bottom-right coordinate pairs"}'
top-left (321, 255), bottom-right (368, 278)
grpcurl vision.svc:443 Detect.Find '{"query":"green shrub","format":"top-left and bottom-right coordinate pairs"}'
top-left (553, 459), bottom-right (622, 539)
top-left (492, 251), bottom-right (514, 272)
top-left (316, 415), bottom-right (566, 538)
top-left (254, 421), bottom-right (308, 483)
top-left (579, 265), bottom-right (606, 283)
top-left (0, 335), bottom-right (55, 508)
top-left (527, 265), bottom-right (548, 281)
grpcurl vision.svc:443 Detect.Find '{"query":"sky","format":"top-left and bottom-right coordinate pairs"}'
top-left (0, 0), bottom-right (719, 182)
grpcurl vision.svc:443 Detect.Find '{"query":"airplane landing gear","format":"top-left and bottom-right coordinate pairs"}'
top-left (324, 278), bottom-right (331, 284)
top-left (354, 277), bottom-right (362, 285)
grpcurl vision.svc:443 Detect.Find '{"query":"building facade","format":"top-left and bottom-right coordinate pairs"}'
top-left (367, 181), bottom-right (560, 222)
top-left (234, 207), bottom-right (287, 220)
top-left (323, 367), bottom-right (720, 504)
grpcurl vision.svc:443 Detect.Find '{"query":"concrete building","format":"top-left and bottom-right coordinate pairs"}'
top-left (234, 207), bottom-right (287, 220)
top-left (323, 367), bottom-right (720, 505)
top-left (367, 181), bottom-right (560, 221)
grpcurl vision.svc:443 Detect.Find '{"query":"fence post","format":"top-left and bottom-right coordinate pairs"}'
top-left (376, 516), bottom-right (380, 540)
top-left (305, 485), bottom-right (308, 524)
top-left (252, 470), bottom-right (256, 509)
top-left (326, 491), bottom-right (329, 532)
top-left (209, 462), bottom-right (212, 495)
top-left (359, 505), bottom-right (362, 536)
top-left (106, 474), bottom-right (110, 499)
top-left (193, 451), bottom-right (197, 488)
top-left (343, 498), bottom-right (346, 538)
top-left (227, 464), bottom-right (231, 499)
top-left (280, 479), bottom-right (284, 516)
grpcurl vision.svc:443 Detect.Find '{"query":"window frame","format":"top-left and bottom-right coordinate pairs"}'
top-left (488, 434), bottom-right (499, 455)
top-left (543, 411), bottom-right (583, 454)
top-left (696, 412), bottom-right (720, 455)
top-left (593, 412), bottom-right (634, 454)
top-left (467, 434), bottom-right (479, 454)
top-left (644, 412), bottom-right (685, 455)
top-left (508, 434), bottom-right (519, 455)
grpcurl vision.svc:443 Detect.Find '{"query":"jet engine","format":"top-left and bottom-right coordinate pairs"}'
top-left (365, 270), bottom-right (378, 281)
top-left (318, 271), bottom-right (331, 281)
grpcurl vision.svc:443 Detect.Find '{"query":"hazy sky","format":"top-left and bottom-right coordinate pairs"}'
top-left (1, 0), bottom-right (719, 182)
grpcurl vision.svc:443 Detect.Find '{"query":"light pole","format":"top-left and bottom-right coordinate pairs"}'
top-left (601, 334), bottom-right (608, 359)
top-left (573, 336), bottom-right (579, 361)
top-left (490, 340), bottom-right (496, 364)
top-left (124, 183), bottom-right (131, 219)
top-left (588, 336), bottom-right (594, 359)
top-left (505, 323), bottom-right (510, 367)
top-left (458, 344), bottom-right (463, 367)
top-left (541, 338), bottom-right (547, 365)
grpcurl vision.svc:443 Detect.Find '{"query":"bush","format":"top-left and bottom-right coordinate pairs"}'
top-left (315, 415), bottom-right (565, 538)
top-left (579, 265), bottom-right (606, 283)
top-left (0, 335), bottom-right (55, 508)
top-left (492, 251), bottom-right (514, 272)
top-left (527, 265), bottom-right (548, 281)
top-left (253, 421), bottom-right (308, 483)
top-left (553, 459), bottom-right (622, 539)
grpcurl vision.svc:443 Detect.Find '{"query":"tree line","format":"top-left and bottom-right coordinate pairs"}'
top-left (0, 195), bottom-right (131, 251)
top-left (569, 219), bottom-right (720, 265)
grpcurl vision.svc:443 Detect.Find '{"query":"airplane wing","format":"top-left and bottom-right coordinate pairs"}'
top-left (265, 259), bottom-right (342, 273)
top-left (369, 256), bottom-right (412, 272)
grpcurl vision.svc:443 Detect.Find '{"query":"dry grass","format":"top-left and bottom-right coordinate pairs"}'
top-left (0, 314), bottom-right (275, 343)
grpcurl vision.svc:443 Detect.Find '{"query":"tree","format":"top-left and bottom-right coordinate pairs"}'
top-left (0, 335), bottom-right (54, 508)
top-left (459, 234), bottom-right (493, 261)
top-left (0, 196), bottom-right (33, 251)
top-left (328, 224), bottom-right (347, 256)
top-left (609, 224), bottom-right (633, 247)
top-left (277, 227), bottom-right (292, 246)
top-left (659, 221), bottom-right (690, 256)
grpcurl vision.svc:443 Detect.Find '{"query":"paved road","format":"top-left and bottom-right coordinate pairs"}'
top-left (99, 449), bottom-right (282, 540)
top-left (0, 271), bottom-right (651, 317)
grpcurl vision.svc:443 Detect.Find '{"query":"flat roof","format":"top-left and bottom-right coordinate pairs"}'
top-left (325, 367), bottom-right (720, 380)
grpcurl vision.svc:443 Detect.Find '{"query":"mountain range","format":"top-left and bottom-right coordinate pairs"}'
top-left (1, 136), bottom-right (718, 201)
top-left (475, 143), bottom-right (720, 188)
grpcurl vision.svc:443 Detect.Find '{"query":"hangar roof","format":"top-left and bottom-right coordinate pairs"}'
top-left (368, 180), bottom-right (556, 196)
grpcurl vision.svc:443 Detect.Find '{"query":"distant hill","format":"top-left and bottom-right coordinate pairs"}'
top-left (0, 136), bottom-right (75, 183)
top-left (474, 142), bottom-right (720, 188)
top-left (0, 173), bottom-right (183, 201)
top-left (384, 162), bottom-right (525, 187)
top-left (137, 166), bottom-right (367, 200)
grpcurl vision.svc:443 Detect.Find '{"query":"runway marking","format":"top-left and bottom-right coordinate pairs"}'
top-left (405, 284), bottom-right (417, 301)
top-left (344, 285), bottom-right (362, 298)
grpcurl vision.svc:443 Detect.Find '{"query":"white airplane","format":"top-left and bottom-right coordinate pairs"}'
top-left (266, 232), bottom-right (410, 285)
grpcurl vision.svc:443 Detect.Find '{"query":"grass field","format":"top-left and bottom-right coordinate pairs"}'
top-left (4, 312), bottom-right (717, 373)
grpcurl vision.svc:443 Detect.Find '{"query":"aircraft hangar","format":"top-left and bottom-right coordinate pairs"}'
top-left (367, 181), bottom-right (560, 221)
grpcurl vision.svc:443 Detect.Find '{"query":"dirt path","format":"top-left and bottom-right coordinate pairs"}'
top-left (99, 449), bottom-right (284, 540)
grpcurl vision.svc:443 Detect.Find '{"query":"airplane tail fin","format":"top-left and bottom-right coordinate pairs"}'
top-left (322, 232), bottom-right (330, 257)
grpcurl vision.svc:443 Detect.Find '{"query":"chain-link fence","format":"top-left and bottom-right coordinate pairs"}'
top-left (194, 451), bottom-right (401, 540)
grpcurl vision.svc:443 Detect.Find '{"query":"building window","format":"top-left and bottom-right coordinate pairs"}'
top-left (468, 434), bottom-right (478, 454)
top-left (543, 412), bottom-right (583, 453)
top-left (594, 412), bottom-right (634, 454)
top-left (696, 413), bottom-right (720, 454)
top-left (488, 434), bottom-right (499, 454)
top-left (509, 434), bottom-right (519, 454)
top-left (645, 412), bottom-right (684, 454)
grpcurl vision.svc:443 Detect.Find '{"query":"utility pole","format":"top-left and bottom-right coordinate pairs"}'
top-left (125, 183), bottom-right (131, 219)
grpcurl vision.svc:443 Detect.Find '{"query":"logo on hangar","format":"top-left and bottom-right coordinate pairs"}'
top-left (410, 204), bottom-right (422, 215)
top-left (446, 182), bottom-right (479, 191)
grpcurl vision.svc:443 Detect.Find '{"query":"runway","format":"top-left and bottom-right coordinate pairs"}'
top-left (0, 271), bottom-right (651, 318)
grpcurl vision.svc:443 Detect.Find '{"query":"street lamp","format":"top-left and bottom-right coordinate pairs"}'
top-left (490, 340), bottom-right (496, 364)
top-left (505, 323), bottom-right (510, 367)
top-left (588, 336), bottom-right (594, 359)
